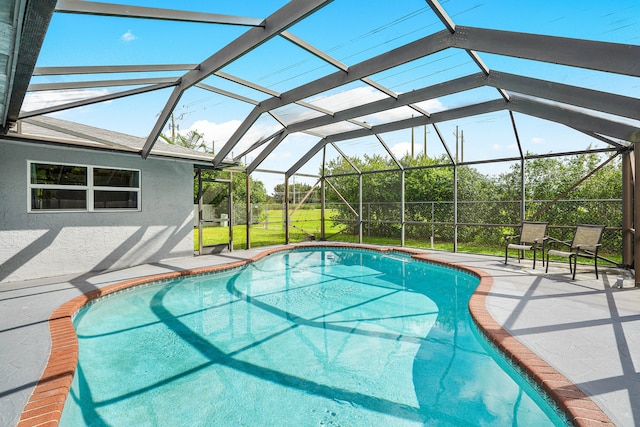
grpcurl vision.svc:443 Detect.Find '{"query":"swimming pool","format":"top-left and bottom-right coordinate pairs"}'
top-left (60, 247), bottom-right (567, 426)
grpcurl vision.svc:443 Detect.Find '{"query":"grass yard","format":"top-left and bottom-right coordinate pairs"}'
top-left (195, 208), bottom-right (344, 250)
top-left (194, 208), bottom-right (622, 266)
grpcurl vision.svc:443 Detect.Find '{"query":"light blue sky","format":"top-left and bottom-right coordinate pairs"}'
top-left (26, 0), bottom-right (640, 192)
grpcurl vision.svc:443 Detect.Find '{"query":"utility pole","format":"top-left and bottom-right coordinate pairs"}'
top-left (423, 125), bottom-right (427, 157)
top-left (411, 125), bottom-right (415, 158)
top-left (455, 126), bottom-right (459, 162)
top-left (461, 129), bottom-right (464, 163)
top-left (170, 113), bottom-right (176, 141)
top-left (292, 175), bottom-right (296, 205)
top-left (453, 126), bottom-right (465, 162)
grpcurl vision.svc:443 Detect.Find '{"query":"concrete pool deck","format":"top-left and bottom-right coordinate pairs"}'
top-left (1, 244), bottom-right (638, 426)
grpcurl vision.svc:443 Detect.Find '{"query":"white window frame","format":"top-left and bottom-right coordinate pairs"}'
top-left (28, 160), bottom-right (141, 213)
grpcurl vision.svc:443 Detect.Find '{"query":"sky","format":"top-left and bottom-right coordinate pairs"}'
top-left (24, 0), bottom-right (640, 194)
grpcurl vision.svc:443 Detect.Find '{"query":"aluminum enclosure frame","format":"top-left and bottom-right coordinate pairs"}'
top-left (2, 0), bottom-right (638, 283)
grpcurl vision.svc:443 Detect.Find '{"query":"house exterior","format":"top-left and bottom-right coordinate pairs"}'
top-left (0, 116), bottom-right (213, 283)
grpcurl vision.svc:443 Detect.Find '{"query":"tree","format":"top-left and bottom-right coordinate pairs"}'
top-left (495, 151), bottom-right (622, 246)
top-left (196, 169), bottom-right (268, 205)
top-left (322, 149), bottom-right (624, 245)
top-left (271, 182), bottom-right (318, 204)
top-left (160, 129), bottom-right (212, 153)
top-left (496, 152), bottom-right (621, 208)
top-left (324, 153), bottom-right (468, 237)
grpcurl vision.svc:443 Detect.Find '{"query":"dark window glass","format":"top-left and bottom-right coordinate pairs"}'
top-left (94, 191), bottom-right (138, 209)
top-left (31, 189), bottom-right (87, 210)
top-left (31, 163), bottom-right (87, 185)
top-left (93, 168), bottom-right (139, 187)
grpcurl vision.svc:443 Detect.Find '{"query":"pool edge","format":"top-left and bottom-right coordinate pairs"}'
top-left (16, 244), bottom-right (613, 427)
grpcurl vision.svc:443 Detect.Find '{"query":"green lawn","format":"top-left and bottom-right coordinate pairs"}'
top-left (195, 208), bottom-right (344, 250)
top-left (194, 208), bottom-right (622, 266)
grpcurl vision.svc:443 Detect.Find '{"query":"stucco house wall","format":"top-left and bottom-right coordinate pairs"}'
top-left (0, 138), bottom-right (195, 283)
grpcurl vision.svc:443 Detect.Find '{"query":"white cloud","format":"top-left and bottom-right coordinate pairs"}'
top-left (531, 137), bottom-right (544, 144)
top-left (185, 119), bottom-right (240, 155)
top-left (309, 86), bottom-right (388, 112)
top-left (21, 89), bottom-right (111, 112)
top-left (390, 141), bottom-right (420, 158)
top-left (259, 132), bottom-right (320, 169)
top-left (361, 107), bottom-right (414, 124)
top-left (492, 143), bottom-right (501, 151)
top-left (362, 99), bottom-right (446, 126)
top-left (185, 119), bottom-right (282, 158)
top-left (272, 150), bottom-right (292, 160)
top-left (299, 86), bottom-right (447, 129)
top-left (412, 98), bottom-right (446, 113)
top-left (120, 30), bottom-right (135, 42)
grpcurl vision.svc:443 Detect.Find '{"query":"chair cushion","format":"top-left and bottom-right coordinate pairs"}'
top-left (547, 249), bottom-right (573, 258)
top-left (507, 243), bottom-right (534, 251)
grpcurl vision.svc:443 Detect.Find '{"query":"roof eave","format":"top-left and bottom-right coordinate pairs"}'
top-left (1, 132), bottom-right (216, 165)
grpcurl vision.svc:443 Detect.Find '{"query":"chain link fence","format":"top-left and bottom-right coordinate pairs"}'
top-left (317, 199), bottom-right (621, 261)
top-left (218, 198), bottom-right (621, 262)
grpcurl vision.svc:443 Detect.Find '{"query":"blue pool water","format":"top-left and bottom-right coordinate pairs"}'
top-left (61, 248), bottom-right (567, 426)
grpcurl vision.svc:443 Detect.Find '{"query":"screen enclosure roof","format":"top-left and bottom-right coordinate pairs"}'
top-left (1, 0), bottom-right (639, 179)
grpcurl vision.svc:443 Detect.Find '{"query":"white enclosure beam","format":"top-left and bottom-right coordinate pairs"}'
top-left (55, 0), bottom-right (263, 26)
top-left (19, 82), bottom-right (176, 119)
top-left (571, 128), bottom-right (627, 150)
top-left (424, 0), bottom-right (455, 33)
top-left (27, 77), bottom-right (178, 91)
top-left (142, 0), bottom-right (333, 158)
top-left (195, 83), bottom-right (259, 106)
top-left (213, 108), bottom-right (264, 163)
top-left (246, 130), bottom-right (288, 174)
top-left (507, 95), bottom-right (640, 142)
top-left (326, 100), bottom-right (506, 144)
top-left (33, 64), bottom-right (196, 75)
top-left (288, 92), bottom-right (640, 178)
top-left (488, 71), bottom-right (640, 121)
top-left (455, 26), bottom-right (640, 77)
top-left (329, 142), bottom-right (361, 174)
top-left (286, 73), bottom-right (487, 134)
top-left (287, 138), bottom-right (328, 177)
top-left (280, 31), bottom-right (348, 71)
top-left (218, 30), bottom-right (454, 160)
top-left (224, 27), bottom-right (640, 162)
top-left (215, 71), bottom-right (281, 97)
top-left (260, 30), bottom-right (453, 113)
top-left (375, 134), bottom-right (403, 170)
top-left (286, 100), bottom-right (505, 177)
top-left (235, 130), bottom-right (285, 160)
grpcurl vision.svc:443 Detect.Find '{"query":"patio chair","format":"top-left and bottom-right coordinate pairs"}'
top-left (545, 224), bottom-right (606, 280)
top-left (504, 221), bottom-right (548, 269)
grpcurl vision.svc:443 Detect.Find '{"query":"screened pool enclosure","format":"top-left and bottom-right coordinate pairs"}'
top-left (1, 0), bottom-right (639, 282)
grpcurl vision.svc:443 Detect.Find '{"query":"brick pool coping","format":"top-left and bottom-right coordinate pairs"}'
top-left (17, 244), bottom-right (613, 426)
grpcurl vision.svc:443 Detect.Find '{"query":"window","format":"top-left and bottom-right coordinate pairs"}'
top-left (92, 168), bottom-right (139, 209)
top-left (29, 161), bottom-right (140, 212)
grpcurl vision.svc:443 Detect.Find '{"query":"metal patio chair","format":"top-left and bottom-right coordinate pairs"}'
top-left (545, 224), bottom-right (606, 279)
top-left (504, 221), bottom-right (549, 269)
